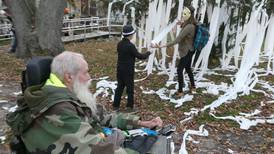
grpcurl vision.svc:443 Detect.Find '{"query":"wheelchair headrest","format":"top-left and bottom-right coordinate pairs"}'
top-left (22, 57), bottom-right (53, 91)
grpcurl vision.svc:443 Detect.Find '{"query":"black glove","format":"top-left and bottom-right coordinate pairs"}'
top-left (146, 51), bottom-right (151, 56)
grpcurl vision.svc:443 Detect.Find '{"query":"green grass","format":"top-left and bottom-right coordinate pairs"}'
top-left (225, 120), bottom-right (240, 127)
top-left (0, 40), bottom-right (11, 46)
top-left (194, 109), bottom-right (239, 127)
top-left (239, 93), bottom-right (264, 103)
top-left (0, 49), bottom-right (24, 81)
top-left (195, 110), bottom-right (218, 124)
top-left (203, 95), bottom-right (219, 105)
top-left (204, 74), bottom-right (232, 85)
top-left (178, 102), bottom-right (196, 113)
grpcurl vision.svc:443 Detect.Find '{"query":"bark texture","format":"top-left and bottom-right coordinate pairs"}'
top-left (37, 0), bottom-right (66, 56)
top-left (7, 0), bottom-right (66, 58)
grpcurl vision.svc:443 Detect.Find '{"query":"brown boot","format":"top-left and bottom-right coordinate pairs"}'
top-left (189, 86), bottom-right (197, 94)
top-left (174, 91), bottom-right (184, 97)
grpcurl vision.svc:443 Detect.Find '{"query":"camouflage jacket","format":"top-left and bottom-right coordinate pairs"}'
top-left (7, 83), bottom-right (139, 154)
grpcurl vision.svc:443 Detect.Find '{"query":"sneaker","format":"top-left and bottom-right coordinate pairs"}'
top-left (8, 48), bottom-right (15, 53)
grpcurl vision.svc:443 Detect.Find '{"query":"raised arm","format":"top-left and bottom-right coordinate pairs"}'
top-left (130, 44), bottom-right (151, 59)
top-left (165, 24), bottom-right (194, 47)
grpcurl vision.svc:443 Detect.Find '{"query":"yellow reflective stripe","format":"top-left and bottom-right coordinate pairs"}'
top-left (45, 73), bottom-right (66, 88)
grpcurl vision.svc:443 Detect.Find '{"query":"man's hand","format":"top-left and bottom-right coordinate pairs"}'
top-left (151, 117), bottom-right (163, 127)
top-left (138, 117), bottom-right (163, 129)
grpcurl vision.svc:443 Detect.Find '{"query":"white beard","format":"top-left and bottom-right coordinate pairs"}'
top-left (72, 79), bottom-right (97, 114)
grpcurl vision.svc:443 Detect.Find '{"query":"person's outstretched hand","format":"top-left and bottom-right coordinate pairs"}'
top-left (138, 117), bottom-right (163, 129)
top-left (151, 117), bottom-right (163, 127)
top-left (146, 51), bottom-right (152, 56)
top-left (150, 43), bottom-right (161, 48)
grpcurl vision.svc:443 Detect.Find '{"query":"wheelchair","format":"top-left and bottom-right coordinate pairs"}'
top-left (9, 56), bottom-right (53, 154)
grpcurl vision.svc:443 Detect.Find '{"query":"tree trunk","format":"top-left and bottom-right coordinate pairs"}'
top-left (7, 0), bottom-right (66, 58)
top-left (37, 0), bottom-right (66, 56)
top-left (7, 0), bottom-right (40, 58)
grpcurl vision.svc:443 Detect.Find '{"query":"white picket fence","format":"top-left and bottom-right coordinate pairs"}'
top-left (0, 17), bottom-right (123, 42)
top-left (0, 23), bottom-right (12, 41)
top-left (62, 17), bottom-right (123, 42)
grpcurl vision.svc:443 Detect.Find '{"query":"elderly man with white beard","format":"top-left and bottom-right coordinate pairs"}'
top-left (9, 51), bottom-right (162, 154)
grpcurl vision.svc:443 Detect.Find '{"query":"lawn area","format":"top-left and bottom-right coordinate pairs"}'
top-left (0, 38), bottom-right (273, 152)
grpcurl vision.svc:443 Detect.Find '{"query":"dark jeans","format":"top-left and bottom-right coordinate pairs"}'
top-left (113, 71), bottom-right (134, 108)
top-left (10, 29), bottom-right (17, 53)
top-left (193, 49), bottom-right (201, 66)
top-left (177, 51), bottom-right (195, 92)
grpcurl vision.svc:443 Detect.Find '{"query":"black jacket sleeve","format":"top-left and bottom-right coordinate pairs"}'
top-left (130, 44), bottom-right (150, 60)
